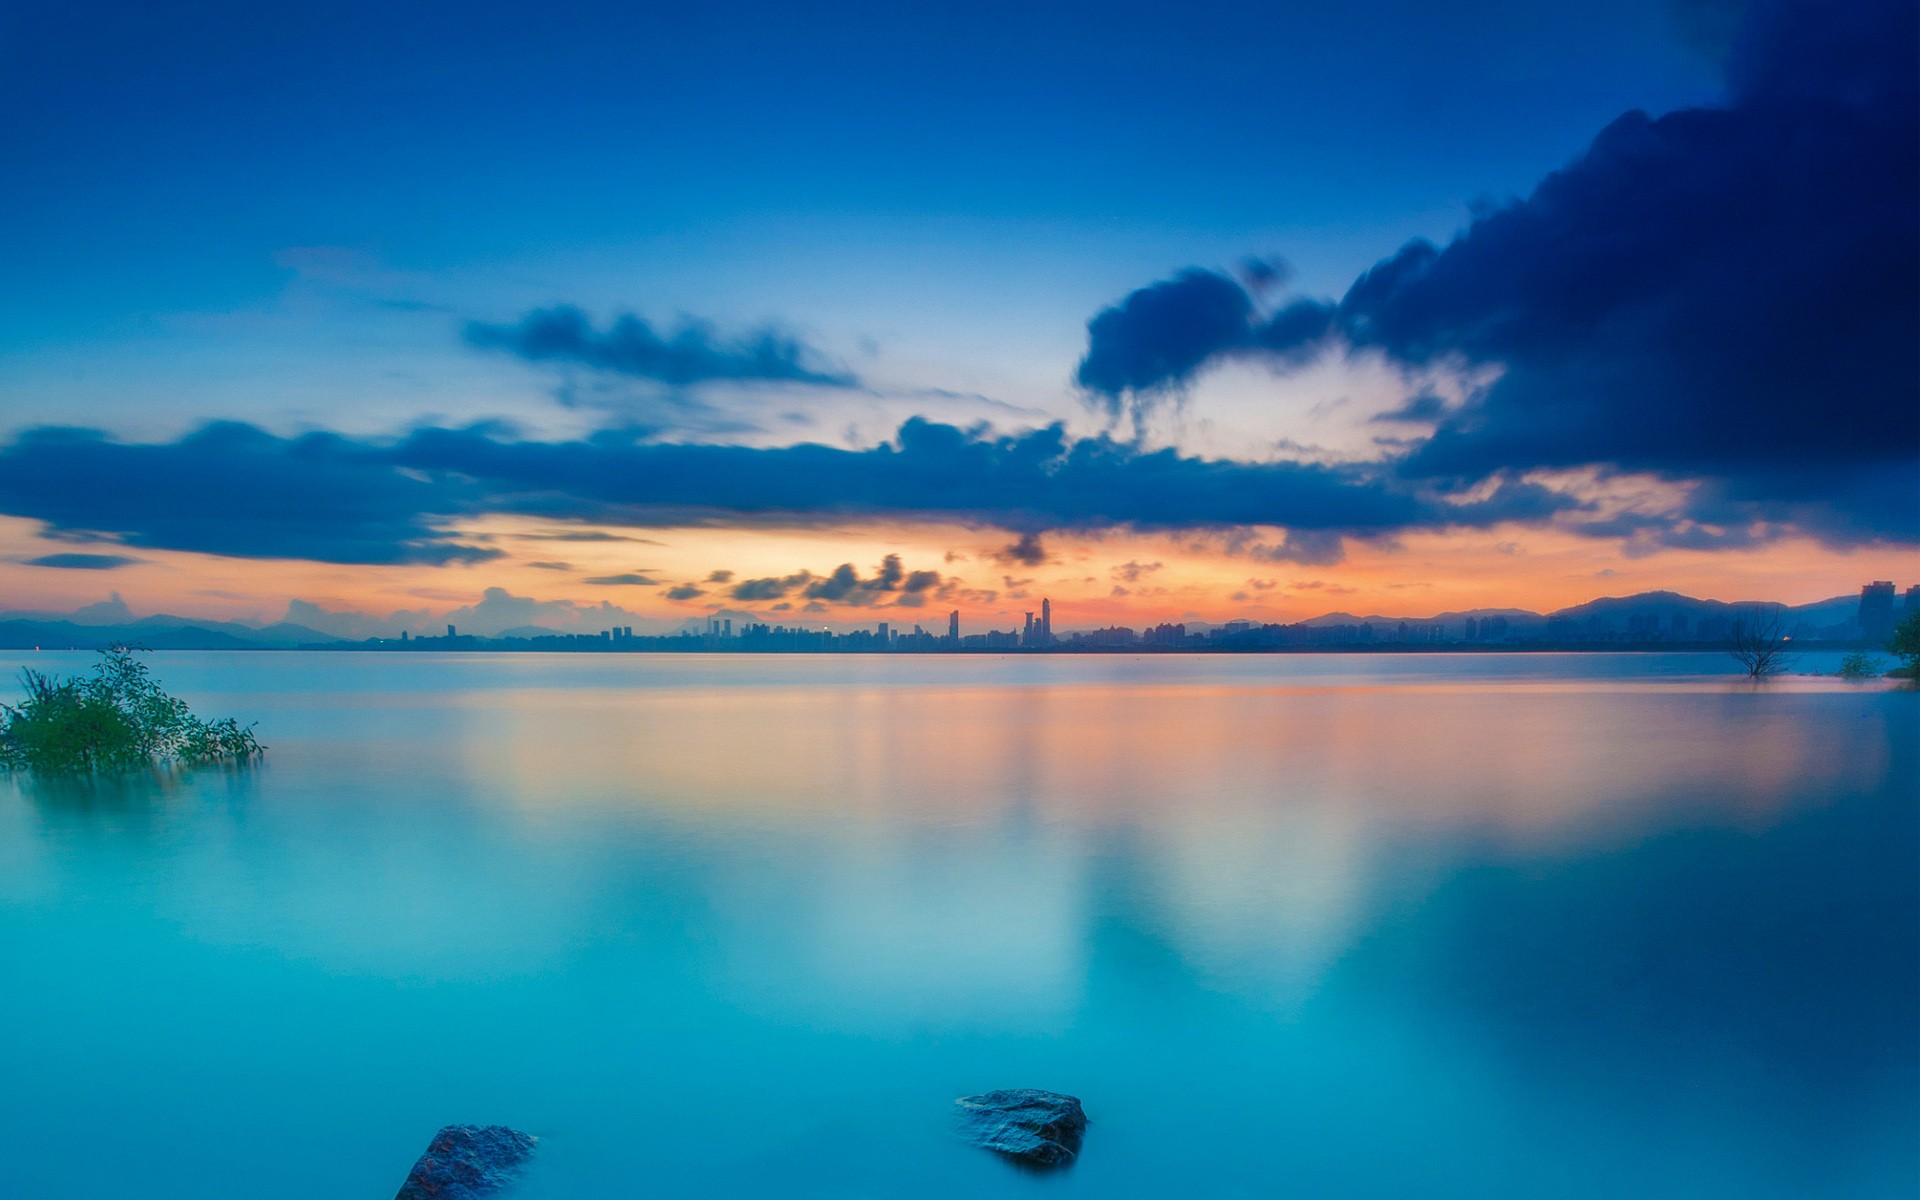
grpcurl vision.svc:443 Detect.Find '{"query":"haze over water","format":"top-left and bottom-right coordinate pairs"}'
top-left (0, 651), bottom-right (1913, 1198)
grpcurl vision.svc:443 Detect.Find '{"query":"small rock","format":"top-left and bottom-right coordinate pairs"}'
top-left (955, 1089), bottom-right (1088, 1168)
top-left (394, 1124), bottom-right (538, 1199)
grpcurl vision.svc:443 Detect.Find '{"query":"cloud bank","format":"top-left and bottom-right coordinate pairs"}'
top-left (0, 418), bottom-right (1583, 565)
top-left (466, 305), bottom-right (856, 389)
top-left (1074, 0), bottom-right (1919, 544)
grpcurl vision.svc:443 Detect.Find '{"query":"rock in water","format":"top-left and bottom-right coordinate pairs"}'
top-left (394, 1125), bottom-right (538, 1199)
top-left (954, 1089), bottom-right (1088, 1167)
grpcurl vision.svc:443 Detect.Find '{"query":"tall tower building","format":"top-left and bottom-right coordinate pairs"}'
top-left (1860, 581), bottom-right (1897, 642)
top-left (948, 610), bottom-right (960, 642)
top-left (1023, 613), bottom-right (1034, 645)
top-left (1040, 598), bottom-right (1052, 645)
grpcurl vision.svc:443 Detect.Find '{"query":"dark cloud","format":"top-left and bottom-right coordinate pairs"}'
top-left (0, 417), bottom-right (1579, 566)
top-left (1075, 0), bottom-right (1920, 544)
top-left (726, 557), bottom-right (942, 608)
top-left (1074, 269), bottom-right (1257, 407)
top-left (0, 423), bottom-right (498, 565)
top-left (805, 556), bottom-right (914, 605)
top-left (1371, 392), bottom-right (1447, 424)
top-left (705, 569), bottom-right (735, 584)
top-left (730, 574), bottom-right (807, 601)
top-left (584, 573), bottom-right (658, 586)
top-left (21, 552), bottom-right (142, 570)
top-left (1239, 256), bottom-right (1291, 295)
top-left (1112, 560), bottom-right (1162, 583)
top-left (465, 305), bottom-right (856, 389)
top-left (1073, 269), bottom-right (1338, 421)
top-left (1245, 530), bottom-right (1347, 566)
top-left (525, 560), bottom-right (573, 571)
top-left (664, 583), bottom-right (706, 601)
top-left (391, 416), bottom-right (1554, 536)
top-left (994, 531), bottom-right (1049, 566)
top-left (511, 530), bottom-right (664, 544)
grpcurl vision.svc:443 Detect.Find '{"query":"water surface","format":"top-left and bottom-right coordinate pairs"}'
top-left (1, 652), bottom-right (1913, 1197)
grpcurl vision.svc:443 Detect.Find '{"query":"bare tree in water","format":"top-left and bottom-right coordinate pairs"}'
top-left (1727, 607), bottom-right (1793, 679)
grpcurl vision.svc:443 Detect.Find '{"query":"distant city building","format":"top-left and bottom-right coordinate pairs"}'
top-left (1860, 581), bottom-right (1897, 642)
top-left (446, 624), bottom-right (456, 638)
top-left (1906, 585), bottom-right (1919, 617)
top-left (947, 610), bottom-right (960, 641)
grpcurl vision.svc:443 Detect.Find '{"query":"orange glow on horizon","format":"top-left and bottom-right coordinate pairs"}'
top-left (2, 513), bottom-right (1915, 634)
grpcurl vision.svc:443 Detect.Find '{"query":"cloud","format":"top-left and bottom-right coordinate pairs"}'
top-left (1371, 392), bottom-right (1447, 424)
top-left (511, 530), bottom-right (663, 544)
top-left (994, 531), bottom-right (1049, 566)
top-left (1074, 0), bottom-right (1919, 545)
top-left (281, 589), bottom-right (665, 639)
top-left (729, 574), bottom-right (807, 601)
top-left (21, 553), bottom-right (142, 570)
top-left (584, 573), bottom-right (658, 586)
top-left (1074, 268), bottom-right (1334, 422)
top-left (465, 305), bottom-right (856, 388)
top-left (440, 586), bottom-right (659, 636)
top-left (1112, 560), bottom-right (1162, 583)
top-left (1075, 269), bottom-right (1260, 406)
top-left (392, 415), bottom-right (1547, 538)
top-left (725, 556), bottom-right (942, 608)
top-left (0, 423), bottom-right (498, 565)
top-left (525, 561), bottom-right (573, 571)
top-left (1244, 529), bottom-right (1347, 566)
top-left (0, 417), bottom-right (1581, 566)
top-left (664, 583), bottom-right (706, 601)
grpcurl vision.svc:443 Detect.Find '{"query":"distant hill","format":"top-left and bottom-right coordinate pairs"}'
top-left (1295, 607), bottom-right (1542, 628)
top-left (1282, 590), bottom-right (1864, 641)
top-left (0, 615), bottom-right (344, 650)
top-left (1543, 591), bottom-right (1858, 638)
top-left (0, 619), bottom-right (257, 650)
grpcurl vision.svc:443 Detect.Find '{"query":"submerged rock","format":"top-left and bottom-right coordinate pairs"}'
top-left (394, 1125), bottom-right (538, 1199)
top-left (954, 1089), bottom-right (1088, 1168)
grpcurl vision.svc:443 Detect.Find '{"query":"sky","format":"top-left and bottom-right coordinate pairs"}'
top-left (0, 0), bottom-right (1915, 636)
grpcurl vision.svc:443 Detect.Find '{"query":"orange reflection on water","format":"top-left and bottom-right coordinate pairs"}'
top-left (463, 678), bottom-right (1879, 845)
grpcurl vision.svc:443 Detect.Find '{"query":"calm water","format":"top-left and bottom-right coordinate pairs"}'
top-left (0, 651), bottom-right (1913, 1198)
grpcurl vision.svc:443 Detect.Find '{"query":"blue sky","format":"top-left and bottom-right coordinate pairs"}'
top-left (0, 0), bottom-right (1912, 631)
top-left (2, 0), bottom-right (1722, 432)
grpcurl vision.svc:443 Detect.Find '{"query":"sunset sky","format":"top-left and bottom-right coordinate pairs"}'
top-left (2, 0), bottom-right (1914, 635)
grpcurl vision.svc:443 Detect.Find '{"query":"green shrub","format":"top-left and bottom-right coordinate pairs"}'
top-left (0, 647), bottom-right (262, 774)
top-left (1837, 651), bottom-right (1882, 679)
top-left (1891, 610), bottom-right (1920, 677)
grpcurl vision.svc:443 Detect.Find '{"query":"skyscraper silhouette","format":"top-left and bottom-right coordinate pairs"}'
top-left (1861, 581), bottom-right (1897, 642)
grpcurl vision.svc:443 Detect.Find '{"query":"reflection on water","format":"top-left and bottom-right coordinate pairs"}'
top-left (0, 653), bottom-right (1912, 1198)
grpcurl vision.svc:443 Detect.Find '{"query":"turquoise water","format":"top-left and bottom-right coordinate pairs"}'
top-left (0, 651), bottom-right (1913, 1198)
